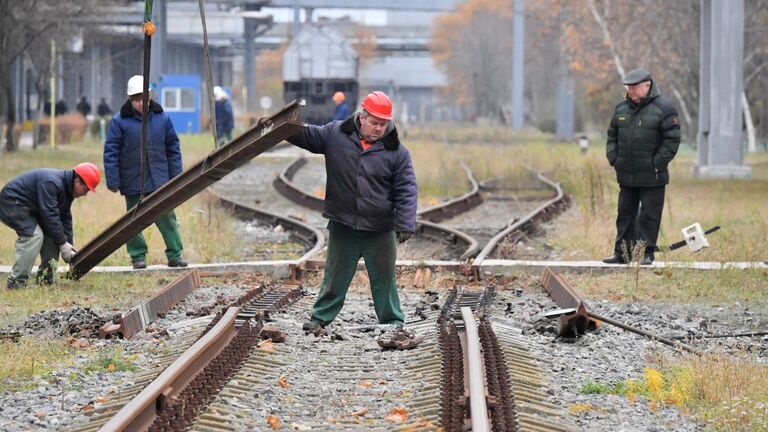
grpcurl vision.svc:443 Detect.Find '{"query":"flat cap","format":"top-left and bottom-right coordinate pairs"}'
top-left (622, 67), bottom-right (652, 85)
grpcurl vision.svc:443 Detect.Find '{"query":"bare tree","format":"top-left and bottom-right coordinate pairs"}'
top-left (0, 0), bottom-right (97, 153)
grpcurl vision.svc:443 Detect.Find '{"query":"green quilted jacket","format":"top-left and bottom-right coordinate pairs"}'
top-left (606, 82), bottom-right (681, 186)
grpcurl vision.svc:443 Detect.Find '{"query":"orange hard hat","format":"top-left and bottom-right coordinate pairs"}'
top-left (361, 91), bottom-right (393, 120)
top-left (332, 91), bottom-right (345, 103)
top-left (73, 162), bottom-right (101, 192)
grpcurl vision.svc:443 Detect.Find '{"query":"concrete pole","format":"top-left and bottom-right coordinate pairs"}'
top-left (244, 19), bottom-right (256, 113)
top-left (555, 64), bottom-right (574, 140)
top-left (694, 0), bottom-right (751, 179)
top-left (511, 0), bottom-right (524, 129)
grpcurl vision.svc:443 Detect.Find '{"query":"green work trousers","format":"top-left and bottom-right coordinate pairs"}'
top-left (10, 225), bottom-right (59, 285)
top-left (125, 194), bottom-right (184, 263)
top-left (311, 221), bottom-right (405, 325)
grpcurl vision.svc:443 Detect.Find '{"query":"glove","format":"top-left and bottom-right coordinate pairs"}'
top-left (397, 231), bottom-right (412, 244)
top-left (59, 242), bottom-right (77, 263)
top-left (108, 186), bottom-right (119, 193)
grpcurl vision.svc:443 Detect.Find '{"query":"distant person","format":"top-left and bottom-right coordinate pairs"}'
top-left (97, 98), bottom-right (112, 116)
top-left (213, 86), bottom-right (234, 146)
top-left (55, 99), bottom-right (68, 116)
top-left (104, 75), bottom-right (187, 270)
top-left (331, 91), bottom-right (349, 121)
top-left (43, 101), bottom-right (52, 117)
top-left (0, 163), bottom-right (100, 289)
top-left (286, 90), bottom-right (420, 348)
top-left (76, 96), bottom-right (91, 117)
top-left (602, 68), bottom-right (681, 266)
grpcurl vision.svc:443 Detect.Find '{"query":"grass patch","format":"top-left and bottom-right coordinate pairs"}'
top-left (84, 346), bottom-right (138, 373)
top-left (583, 358), bottom-right (768, 430)
top-left (563, 268), bottom-right (768, 305)
top-left (0, 336), bottom-right (71, 391)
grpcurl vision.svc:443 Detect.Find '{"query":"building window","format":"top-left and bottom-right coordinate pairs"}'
top-left (162, 87), bottom-right (196, 112)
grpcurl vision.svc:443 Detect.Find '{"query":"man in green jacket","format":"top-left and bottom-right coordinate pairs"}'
top-left (603, 68), bottom-right (681, 265)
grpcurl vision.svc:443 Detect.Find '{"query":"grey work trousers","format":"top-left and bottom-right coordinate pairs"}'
top-left (10, 225), bottom-right (60, 285)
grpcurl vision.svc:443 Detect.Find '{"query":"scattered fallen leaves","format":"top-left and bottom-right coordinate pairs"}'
top-left (80, 404), bottom-right (95, 412)
top-left (278, 375), bottom-right (291, 388)
top-left (379, 379), bottom-right (388, 385)
top-left (258, 338), bottom-right (276, 353)
top-left (107, 363), bottom-right (116, 372)
top-left (350, 407), bottom-right (369, 417)
top-left (358, 380), bottom-right (373, 388)
top-left (267, 415), bottom-right (281, 429)
top-left (568, 403), bottom-right (593, 414)
top-left (385, 406), bottom-right (408, 423)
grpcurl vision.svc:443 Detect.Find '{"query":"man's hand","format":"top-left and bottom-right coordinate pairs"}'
top-left (108, 186), bottom-right (119, 193)
top-left (59, 242), bottom-right (77, 263)
top-left (397, 231), bottom-right (412, 243)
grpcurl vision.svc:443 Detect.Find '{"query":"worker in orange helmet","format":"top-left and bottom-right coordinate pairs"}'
top-left (331, 91), bottom-right (349, 121)
top-left (287, 90), bottom-right (420, 349)
top-left (0, 163), bottom-right (100, 288)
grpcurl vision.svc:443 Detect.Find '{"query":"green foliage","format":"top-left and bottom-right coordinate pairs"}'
top-left (85, 346), bottom-right (137, 373)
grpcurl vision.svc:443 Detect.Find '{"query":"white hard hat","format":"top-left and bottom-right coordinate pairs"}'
top-left (213, 86), bottom-right (227, 101)
top-left (126, 75), bottom-right (144, 96)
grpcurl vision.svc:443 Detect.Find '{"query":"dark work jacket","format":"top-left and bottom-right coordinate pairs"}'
top-left (287, 114), bottom-right (418, 233)
top-left (332, 102), bottom-right (349, 121)
top-left (0, 169), bottom-right (75, 245)
top-left (104, 100), bottom-right (182, 196)
top-left (215, 99), bottom-right (234, 132)
top-left (606, 82), bottom-right (681, 187)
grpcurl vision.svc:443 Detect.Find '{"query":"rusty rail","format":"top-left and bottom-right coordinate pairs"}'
top-left (460, 307), bottom-right (492, 431)
top-left (206, 188), bottom-right (325, 281)
top-left (99, 307), bottom-right (240, 432)
top-left (472, 168), bottom-right (569, 275)
top-left (417, 219), bottom-right (479, 261)
top-left (69, 100), bottom-right (305, 279)
top-left (539, 267), bottom-right (596, 338)
top-left (99, 269), bottom-right (201, 339)
top-left (273, 157), bottom-right (324, 212)
top-left (417, 162), bottom-right (484, 222)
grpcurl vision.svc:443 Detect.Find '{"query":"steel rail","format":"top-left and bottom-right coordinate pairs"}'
top-left (417, 162), bottom-right (484, 222)
top-left (472, 168), bottom-right (569, 273)
top-left (460, 306), bottom-right (492, 432)
top-left (273, 157), bottom-right (325, 212)
top-left (273, 157), bottom-right (480, 260)
top-left (99, 307), bottom-right (240, 432)
top-left (69, 100), bottom-right (305, 279)
top-left (99, 269), bottom-right (201, 339)
top-left (540, 267), bottom-right (596, 338)
top-left (206, 188), bottom-right (326, 280)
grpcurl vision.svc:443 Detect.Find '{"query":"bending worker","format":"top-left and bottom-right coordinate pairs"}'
top-left (104, 75), bottom-right (187, 270)
top-left (0, 163), bottom-right (100, 289)
top-left (287, 91), bottom-right (418, 344)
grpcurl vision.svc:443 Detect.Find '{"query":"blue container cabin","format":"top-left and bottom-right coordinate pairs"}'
top-left (156, 74), bottom-right (201, 133)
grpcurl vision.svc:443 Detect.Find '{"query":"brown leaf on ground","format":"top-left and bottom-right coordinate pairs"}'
top-left (350, 407), bottom-right (369, 417)
top-left (267, 415), bottom-right (281, 429)
top-left (385, 406), bottom-right (409, 423)
top-left (258, 338), bottom-right (276, 353)
top-left (94, 396), bottom-right (109, 404)
top-left (327, 416), bottom-right (336, 424)
top-left (34, 411), bottom-right (47, 419)
top-left (358, 380), bottom-right (374, 388)
top-left (80, 404), bottom-right (95, 412)
top-left (289, 423), bottom-right (311, 430)
top-left (66, 337), bottom-right (90, 349)
top-left (278, 374), bottom-right (291, 388)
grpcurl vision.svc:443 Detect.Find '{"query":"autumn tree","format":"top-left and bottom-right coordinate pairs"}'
top-left (431, 0), bottom-right (515, 122)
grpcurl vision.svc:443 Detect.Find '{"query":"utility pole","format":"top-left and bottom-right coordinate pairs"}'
top-left (511, 0), bottom-right (525, 129)
top-left (50, 39), bottom-right (56, 149)
top-left (694, 0), bottom-right (751, 179)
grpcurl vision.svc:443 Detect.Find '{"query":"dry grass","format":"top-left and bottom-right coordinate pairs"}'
top-left (0, 134), bottom-right (243, 267)
top-left (0, 336), bottom-right (71, 391)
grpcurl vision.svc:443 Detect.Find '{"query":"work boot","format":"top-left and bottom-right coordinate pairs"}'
top-left (378, 327), bottom-right (423, 350)
top-left (6, 277), bottom-right (27, 290)
top-left (132, 260), bottom-right (147, 270)
top-left (641, 254), bottom-right (654, 266)
top-left (168, 258), bottom-right (188, 268)
top-left (302, 319), bottom-right (327, 337)
top-left (602, 254), bottom-right (627, 264)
